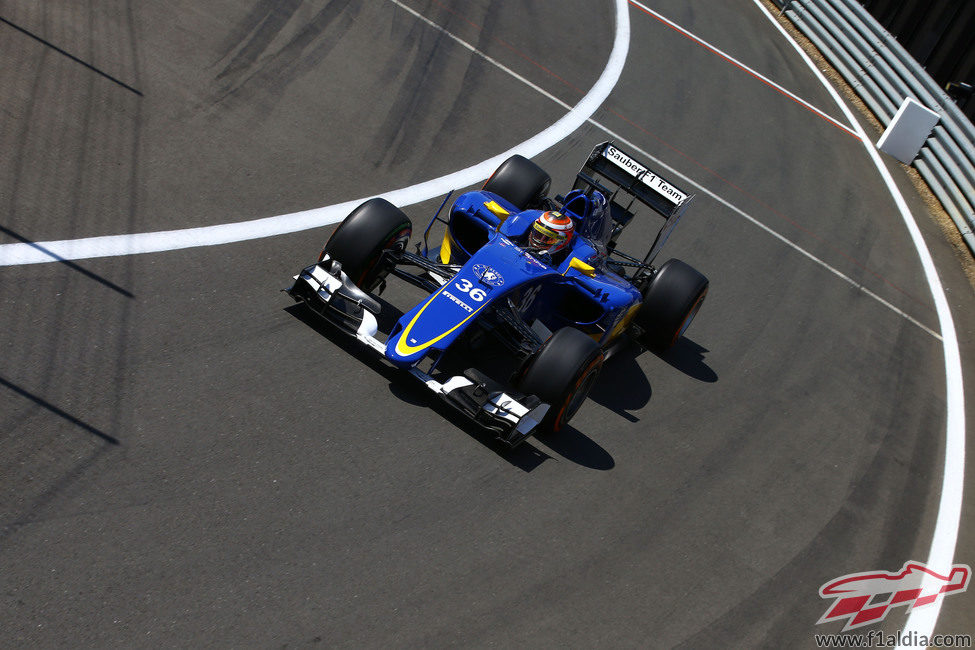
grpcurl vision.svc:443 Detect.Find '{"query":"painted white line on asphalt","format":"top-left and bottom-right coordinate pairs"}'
top-left (753, 1), bottom-right (966, 643)
top-left (0, 0), bottom-right (627, 266)
top-left (629, 0), bottom-right (860, 139)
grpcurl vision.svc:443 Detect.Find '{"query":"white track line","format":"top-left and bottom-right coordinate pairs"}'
top-left (0, 0), bottom-right (628, 266)
top-left (752, 1), bottom-right (965, 643)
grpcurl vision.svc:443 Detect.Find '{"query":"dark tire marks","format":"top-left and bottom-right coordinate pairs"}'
top-left (210, 0), bottom-right (360, 114)
top-left (369, 11), bottom-right (484, 170)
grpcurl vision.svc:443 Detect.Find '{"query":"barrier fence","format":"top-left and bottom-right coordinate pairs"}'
top-left (772, 0), bottom-right (975, 255)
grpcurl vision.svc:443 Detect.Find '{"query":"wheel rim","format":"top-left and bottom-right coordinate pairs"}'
top-left (674, 288), bottom-right (707, 345)
top-left (555, 358), bottom-right (601, 430)
top-left (358, 224), bottom-right (411, 287)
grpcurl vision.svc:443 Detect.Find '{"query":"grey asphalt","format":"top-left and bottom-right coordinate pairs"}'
top-left (1, 0), bottom-right (973, 647)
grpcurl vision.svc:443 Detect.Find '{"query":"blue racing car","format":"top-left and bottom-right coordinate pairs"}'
top-left (286, 142), bottom-right (708, 446)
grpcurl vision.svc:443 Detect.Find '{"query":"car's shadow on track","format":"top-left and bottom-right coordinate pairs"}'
top-left (285, 302), bottom-right (603, 472)
top-left (587, 336), bottom-right (716, 424)
top-left (658, 337), bottom-right (717, 383)
top-left (534, 425), bottom-right (616, 470)
top-left (589, 341), bottom-right (652, 423)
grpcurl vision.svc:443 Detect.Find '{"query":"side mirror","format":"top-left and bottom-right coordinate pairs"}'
top-left (564, 257), bottom-right (597, 278)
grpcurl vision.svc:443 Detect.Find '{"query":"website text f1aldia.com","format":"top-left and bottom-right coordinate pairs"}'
top-left (815, 630), bottom-right (972, 648)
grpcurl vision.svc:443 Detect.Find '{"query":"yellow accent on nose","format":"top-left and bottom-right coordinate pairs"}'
top-left (394, 284), bottom-right (488, 357)
top-left (564, 257), bottom-right (597, 278)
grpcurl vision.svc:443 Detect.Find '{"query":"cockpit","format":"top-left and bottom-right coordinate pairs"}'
top-left (560, 189), bottom-right (613, 254)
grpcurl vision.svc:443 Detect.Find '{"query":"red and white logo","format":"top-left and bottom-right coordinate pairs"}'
top-left (818, 561), bottom-right (970, 631)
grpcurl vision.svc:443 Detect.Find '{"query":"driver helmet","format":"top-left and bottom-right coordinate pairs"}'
top-left (529, 210), bottom-right (574, 253)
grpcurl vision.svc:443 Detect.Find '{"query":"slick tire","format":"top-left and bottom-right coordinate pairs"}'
top-left (321, 198), bottom-right (412, 291)
top-left (637, 259), bottom-right (708, 353)
top-left (518, 327), bottom-right (604, 434)
top-left (482, 154), bottom-right (551, 211)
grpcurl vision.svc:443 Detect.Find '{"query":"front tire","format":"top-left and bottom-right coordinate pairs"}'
top-left (321, 198), bottom-right (411, 291)
top-left (636, 259), bottom-right (708, 353)
top-left (482, 155), bottom-right (551, 210)
top-left (517, 327), bottom-right (603, 433)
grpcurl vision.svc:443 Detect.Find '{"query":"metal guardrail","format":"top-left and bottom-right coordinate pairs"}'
top-left (774, 0), bottom-right (975, 255)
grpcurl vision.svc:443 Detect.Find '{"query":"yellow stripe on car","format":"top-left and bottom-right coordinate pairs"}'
top-left (394, 284), bottom-right (488, 356)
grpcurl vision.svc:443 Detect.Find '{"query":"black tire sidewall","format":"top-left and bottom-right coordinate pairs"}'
top-left (518, 327), bottom-right (603, 432)
top-left (482, 155), bottom-right (551, 211)
top-left (637, 259), bottom-right (708, 352)
top-left (322, 198), bottom-right (411, 290)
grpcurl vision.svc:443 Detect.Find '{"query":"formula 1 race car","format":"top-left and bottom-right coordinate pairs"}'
top-left (286, 142), bottom-right (708, 446)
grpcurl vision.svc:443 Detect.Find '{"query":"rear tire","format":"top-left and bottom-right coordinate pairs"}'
top-left (636, 259), bottom-right (708, 353)
top-left (517, 327), bottom-right (603, 433)
top-left (321, 198), bottom-right (411, 291)
top-left (482, 155), bottom-right (551, 210)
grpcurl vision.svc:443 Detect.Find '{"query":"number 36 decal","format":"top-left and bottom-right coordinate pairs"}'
top-left (455, 278), bottom-right (486, 302)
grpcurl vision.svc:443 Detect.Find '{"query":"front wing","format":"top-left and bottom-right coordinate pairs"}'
top-left (285, 255), bottom-right (550, 446)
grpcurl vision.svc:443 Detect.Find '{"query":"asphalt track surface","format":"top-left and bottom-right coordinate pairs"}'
top-left (1, 0), bottom-right (973, 647)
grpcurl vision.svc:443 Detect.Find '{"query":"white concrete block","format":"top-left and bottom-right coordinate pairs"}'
top-left (877, 97), bottom-right (940, 164)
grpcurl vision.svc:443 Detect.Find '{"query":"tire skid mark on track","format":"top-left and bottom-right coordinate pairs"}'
top-left (371, 4), bottom-right (480, 170)
top-left (209, 0), bottom-right (361, 114)
top-left (213, 0), bottom-right (304, 79)
top-left (424, 0), bottom-right (587, 99)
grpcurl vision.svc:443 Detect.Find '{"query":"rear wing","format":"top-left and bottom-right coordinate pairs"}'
top-left (571, 141), bottom-right (694, 264)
